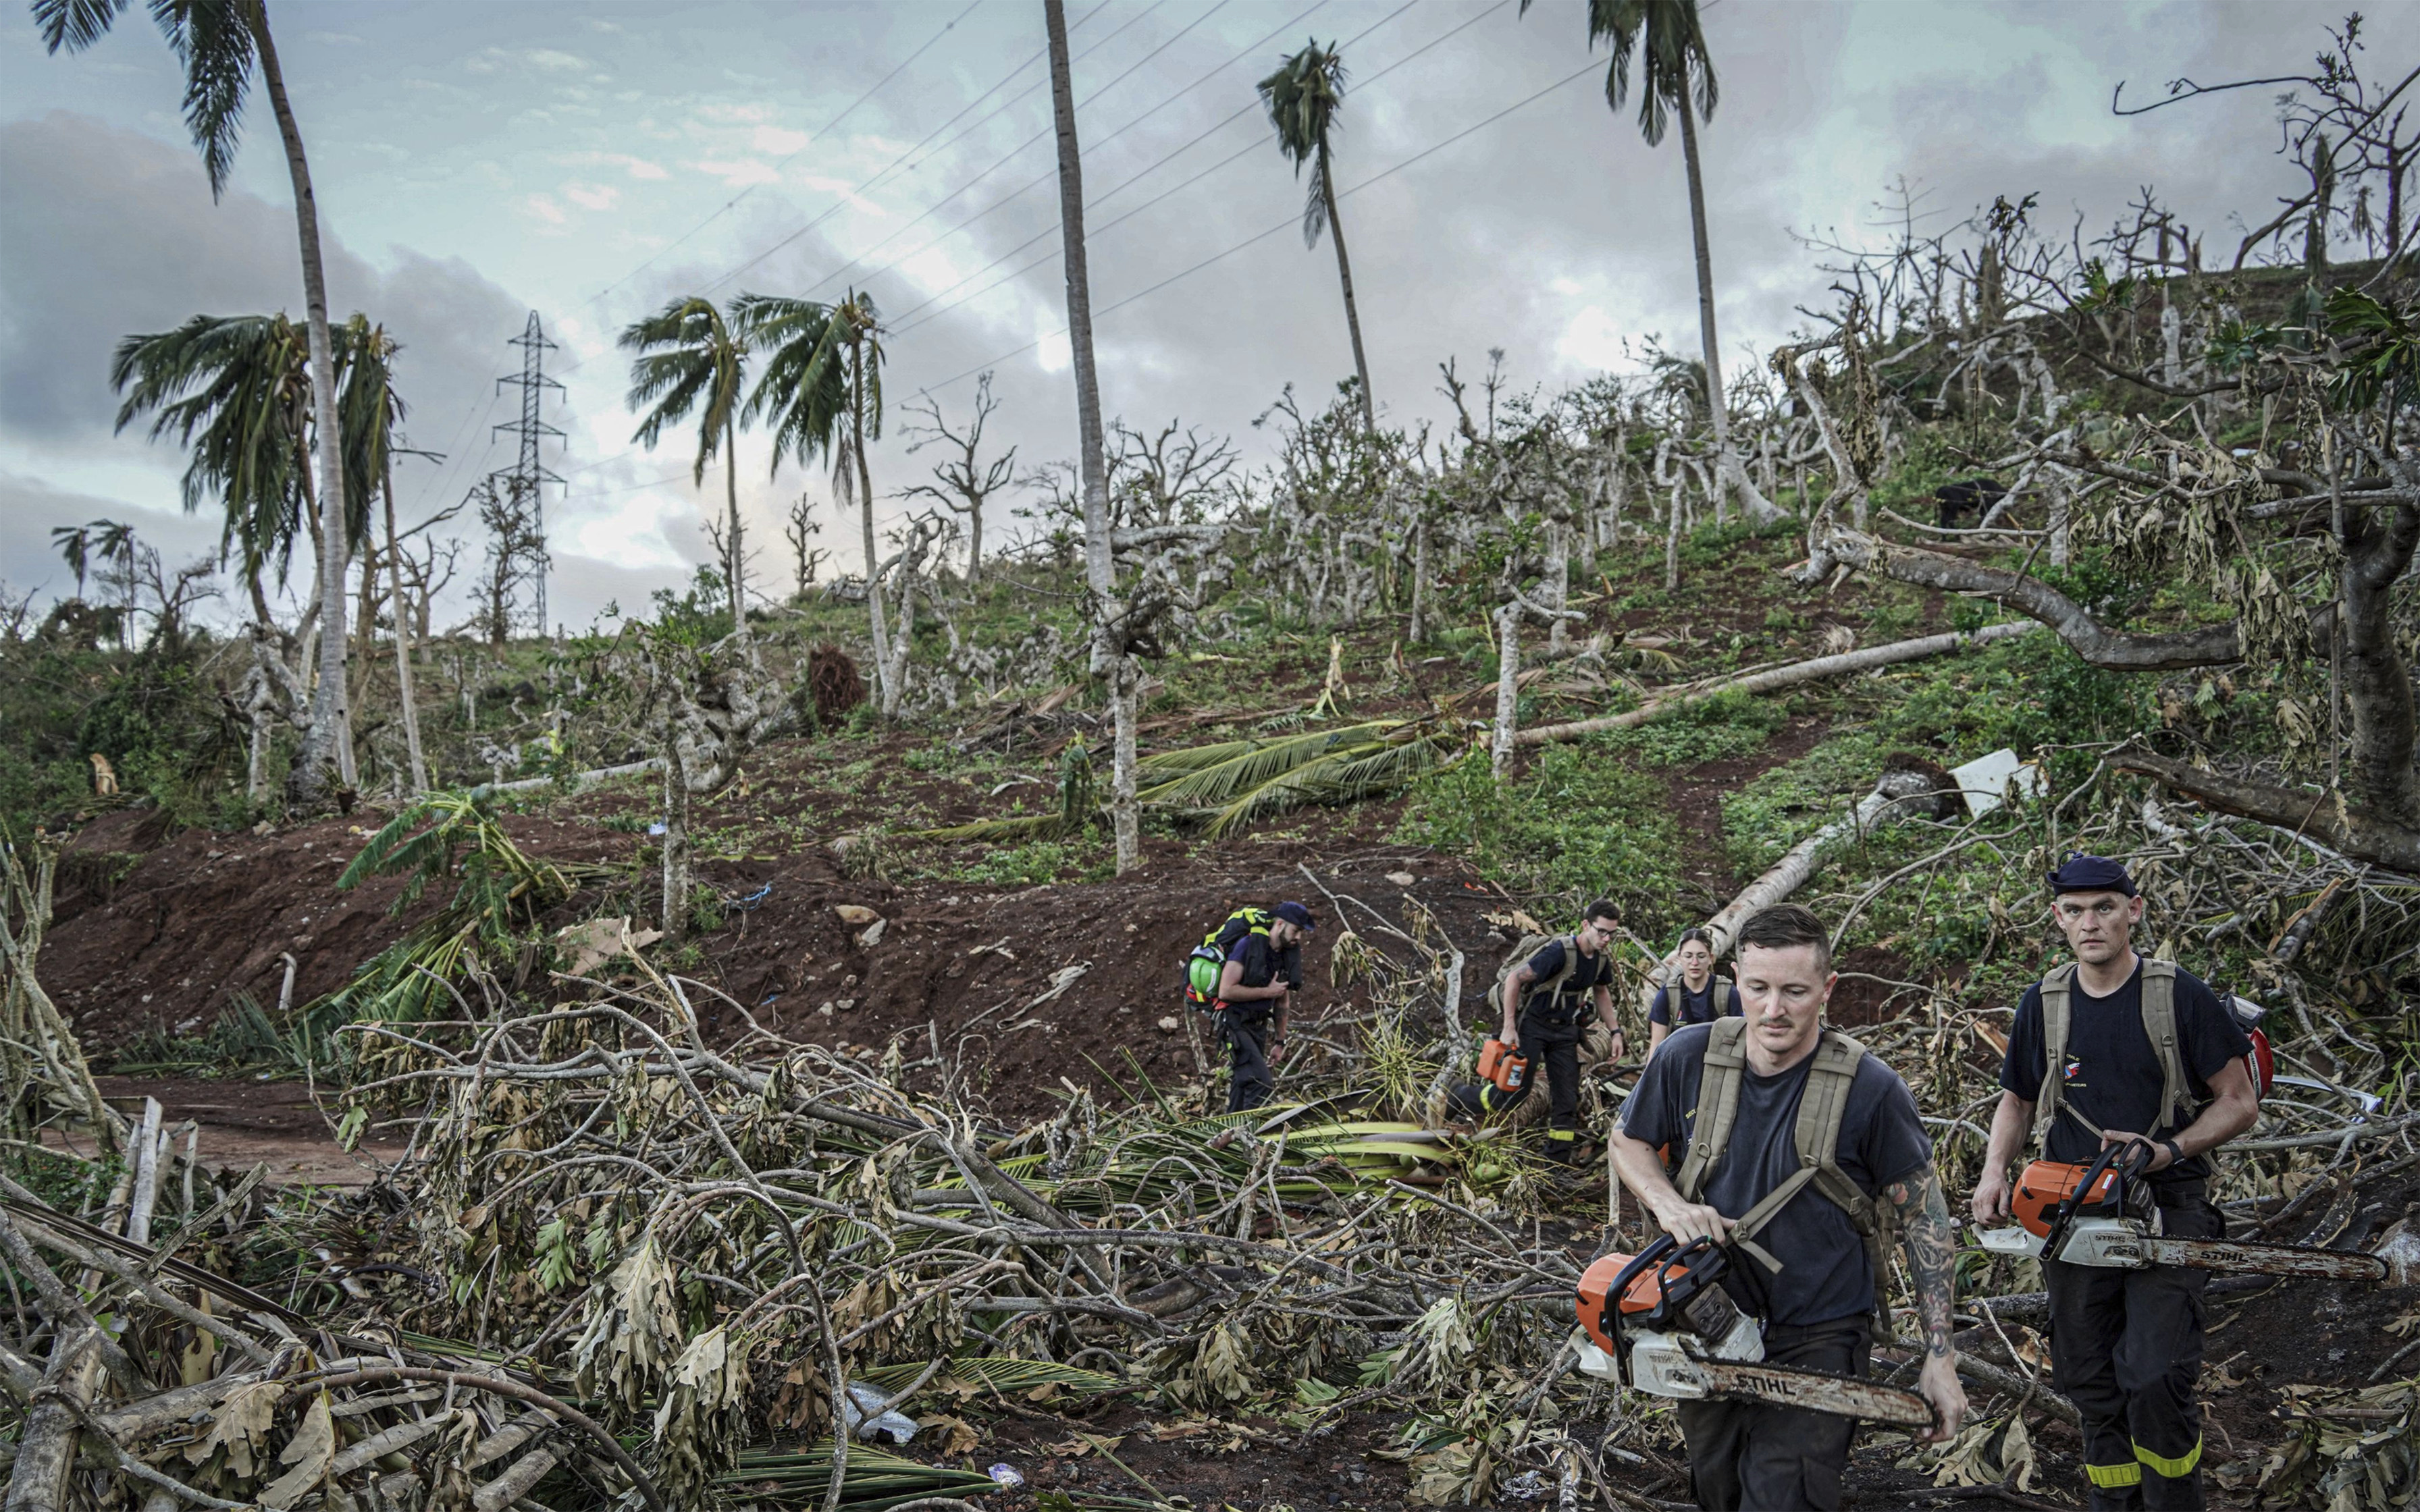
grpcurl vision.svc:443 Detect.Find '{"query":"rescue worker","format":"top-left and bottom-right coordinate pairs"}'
top-left (1646, 926), bottom-right (1741, 1060)
top-left (1613, 904), bottom-right (1967, 1510)
top-left (1496, 900), bottom-right (1627, 1162)
top-left (1212, 900), bottom-right (1315, 1113)
top-left (1971, 855), bottom-right (2258, 1512)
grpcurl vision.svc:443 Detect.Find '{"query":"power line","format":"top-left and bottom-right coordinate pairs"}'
top-left (578, 0), bottom-right (984, 313)
top-left (891, 0), bottom-right (1503, 335)
top-left (783, 0), bottom-right (1270, 309)
top-left (693, 0), bottom-right (1160, 300)
top-left (912, 55), bottom-right (1604, 396)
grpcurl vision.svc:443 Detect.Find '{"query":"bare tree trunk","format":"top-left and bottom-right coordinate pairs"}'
top-left (1407, 516), bottom-right (1428, 643)
top-left (1320, 142), bottom-right (1376, 433)
top-left (855, 342), bottom-right (889, 711)
top-left (2343, 498), bottom-right (2420, 826)
top-left (723, 416), bottom-right (748, 639)
top-left (1492, 600), bottom-right (1522, 778)
top-left (660, 748), bottom-right (690, 939)
top-left (1675, 92), bottom-right (1787, 529)
top-left (1046, 0), bottom-right (1136, 873)
top-left (1546, 520), bottom-right (1571, 655)
top-left (1664, 482), bottom-right (1684, 591)
top-left (1519, 621), bottom-right (2040, 747)
top-left (2115, 750), bottom-right (2420, 872)
top-left (382, 457), bottom-right (427, 792)
top-left (259, 6), bottom-right (351, 810)
top-left (968, 497), bottom-right (983, 587)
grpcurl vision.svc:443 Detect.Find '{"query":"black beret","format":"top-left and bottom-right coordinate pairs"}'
top-left (2047, 853), bottom-right (2136, 896)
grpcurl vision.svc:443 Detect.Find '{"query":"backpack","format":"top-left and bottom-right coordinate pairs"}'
top-left (1490, 932), bottom-right (1586, 1022)
top-left (1183, 907), bottom-right (1272, 1008)
top-left (1673, 1016), bottom-right (1897, 1339)
top-left (1660, 975), bottom-right (1738, 1023)
top-left (2033, 959), bottom-right (2271, 1149)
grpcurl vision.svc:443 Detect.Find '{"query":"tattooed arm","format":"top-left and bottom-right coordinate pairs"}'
top-left (1887, 1166), bottom-right (1969, 1442)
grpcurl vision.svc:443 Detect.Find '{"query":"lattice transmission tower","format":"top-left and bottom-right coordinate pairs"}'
top-left (492, 312), bottom-right (564, 634)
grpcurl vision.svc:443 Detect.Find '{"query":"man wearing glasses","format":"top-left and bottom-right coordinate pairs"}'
top-left (1970, 855), bottom-right (2257, 1512)
top-left (1496, 898), bottom-right (1628, 1162)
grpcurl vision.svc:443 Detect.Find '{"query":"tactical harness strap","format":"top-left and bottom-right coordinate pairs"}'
top-left (1673, 1017), bottom-right (1897, 1337)
top-left (2034, 959), bottom-right (2190, 1146)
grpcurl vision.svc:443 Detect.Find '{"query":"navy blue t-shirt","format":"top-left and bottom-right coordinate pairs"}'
top-left (1519, 938), bottom-right (1613, 1017)
top-left (1621, 1023), bottom-right (1932, 1327)
top-left (1650, 977), bottom-right (1739, 1027)
top-left (1999, 955), bottom-right (2248, 1183)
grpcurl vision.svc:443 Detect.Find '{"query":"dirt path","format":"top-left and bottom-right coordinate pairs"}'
top-left (47, 1075), bottom-right (409, 1187)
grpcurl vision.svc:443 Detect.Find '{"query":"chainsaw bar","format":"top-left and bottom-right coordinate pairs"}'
top-left (2138, 1237), bottom-right (2391, 1282)
top-left (1670, 1357), bottom-right (1937, 1428)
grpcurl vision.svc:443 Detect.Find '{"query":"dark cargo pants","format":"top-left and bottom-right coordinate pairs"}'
top-left (2047, 1196), bottom-right (2217, 1511)
top-left (1218, 1008), bottom-right (1273, 1113)
top-left (1516, 1006), bottom-right (1584, 1154)
top-left (1677, 1316), bottom-right (1871, 1511)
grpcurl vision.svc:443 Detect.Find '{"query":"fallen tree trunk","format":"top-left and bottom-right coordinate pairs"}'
top-left (1640, 770), bottom-right (1949, 1001)
top-left (1517, 621), bottom-right (2039, 747)
top-left (2112, 750), bottom-right (2420, 874)
top-left (1804, 527), bottom-right (2249, 671)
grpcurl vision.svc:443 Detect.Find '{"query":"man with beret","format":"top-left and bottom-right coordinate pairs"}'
top-left (1970, 855), bottom-right (2259, 1512)
top-left (1212, 900), bottom-right (1315, 1112)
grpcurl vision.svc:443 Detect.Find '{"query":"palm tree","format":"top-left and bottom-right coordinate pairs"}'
top-left (41, 0), bottom-right (364, 805)
top-left (731, 290), bottom-right (893, 703)
top-left (1045, 0), bottom-right (1139, 873)
top-left (110, 313), bottom-right (314, 628)
top-left (1530, 0), bottom-right (1781, 526)
top-left (621, 296), bottom-right (750, 637)
top-left (334, 317), bottom-right (427, 792)
top-left (1260, 40), bottom-right (1375, 432)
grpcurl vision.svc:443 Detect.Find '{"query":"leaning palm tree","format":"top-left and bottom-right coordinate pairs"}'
top-left (621, 296), bottom-right (750, 637)
top-left (1527, 0), bottom-right (1781, 526)
top-left (110, 313), bottom-right (315, 627)
top-left (41, 0), bottom-right (363, 805)
top-left (1259, 40), bottom-right (1375, 432)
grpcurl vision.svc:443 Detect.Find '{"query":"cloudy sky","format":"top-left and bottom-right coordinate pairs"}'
top-left (2, 0), bottom-right (2406, 630)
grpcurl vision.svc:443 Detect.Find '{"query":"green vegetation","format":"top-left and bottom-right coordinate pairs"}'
top-left (1398, 745), bottom-right (1681, 929)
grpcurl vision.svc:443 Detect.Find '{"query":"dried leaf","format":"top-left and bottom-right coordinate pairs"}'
top-left (186, 1378), bottom-right (281, 1479)
top-left (259, 1390), bottom-right (336, 1509)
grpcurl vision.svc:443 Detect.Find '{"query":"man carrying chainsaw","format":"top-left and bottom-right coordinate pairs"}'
top-left (1610, 904), bottom-right (1967, 1510)
top-left (1971, 855), bottom-right (2259, 1511)
top-left (1496, 900), bottom-right (1627, 1162)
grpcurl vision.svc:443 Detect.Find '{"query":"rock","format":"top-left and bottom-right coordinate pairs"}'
top-left (1386, 871), bottom-right (1416, 886)
top-left (858, 917), bottom-right (887, 948)
top-left (834, 904), bottom-right (880, 926)
top-left (1157, 1016), bottom-right (1180, 1033)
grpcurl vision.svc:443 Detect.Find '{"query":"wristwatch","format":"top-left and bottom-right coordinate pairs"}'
top-left (2160, 1138), bottom-right (2184, 1168)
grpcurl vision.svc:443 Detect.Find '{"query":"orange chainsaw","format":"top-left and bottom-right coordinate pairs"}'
top-left (1477, 1037), bottom-right (1529, 1097)
top-left (1573, 1236), bottom-right (1936, 1427)
top-left (1977, 1142), bottom-right (2400, 1282)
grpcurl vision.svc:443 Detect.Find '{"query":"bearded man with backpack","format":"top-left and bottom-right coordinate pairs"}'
top-left (1970, 855), bottom-right (2259, 1512)
top-left (1182, 900), bottom-right (1315, 1113)
top-left (1612, 904), bottom-right (1967, 1511)
top-left (1496, 900), bottom-right (1628, 1161)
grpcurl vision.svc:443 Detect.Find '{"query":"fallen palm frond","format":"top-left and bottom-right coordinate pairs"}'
top-left (315, 791), bottom-right (608, 1028)
top-left (720, 1440), bottom-right (1005, 1508)
top-left (909, 720), bottom-right (1464, 844)
top-left (1134, 717), bottom-right (1465, 837)
top-left (910, 734), bottom-right (1097, 842)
